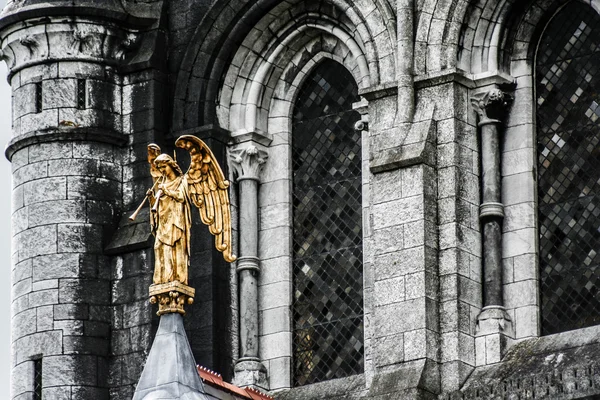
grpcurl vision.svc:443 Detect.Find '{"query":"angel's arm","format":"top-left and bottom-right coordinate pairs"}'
top-left (159, 179), bottom-right (186, 203)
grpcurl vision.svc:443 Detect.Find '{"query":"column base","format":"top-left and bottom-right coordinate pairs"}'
top-left (233, 358), bottom-right (269, 390)
top-left (475, 306), bottom-right (514, 366)
top-left (149, 281), bottom-right (195, 316)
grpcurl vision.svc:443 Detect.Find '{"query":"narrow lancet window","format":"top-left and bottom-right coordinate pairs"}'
top-left (291, 59), bottom-right (363, 386)
top-left (34, 357), bottom-right (42, 400)
top-left (77, 79), bottom-right (86, 110)
top-left (35, 82), bottom-right (42, 113)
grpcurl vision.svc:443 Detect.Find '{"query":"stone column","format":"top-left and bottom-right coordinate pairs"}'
top-left (471, 88), bottom-right (514, 364)
top-left (230, 145), bottom-right (269, 389)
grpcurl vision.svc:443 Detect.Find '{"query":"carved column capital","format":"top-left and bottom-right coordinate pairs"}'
top-left (471, 88), bottom-right (513, 125)
top-left (230, 145), bottom-right (268, 182)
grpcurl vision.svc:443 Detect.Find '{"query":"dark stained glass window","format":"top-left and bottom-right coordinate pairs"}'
top-left (77, 79), bottom-right (86, 110)
top-left (35, 82), bottom-right (42, 114)
top-left (291, 59), bottom-right (363, 386)
top-left (537, 2), bottom-right (600, 335)
top-left (34, 357), bottom-right (42, 400)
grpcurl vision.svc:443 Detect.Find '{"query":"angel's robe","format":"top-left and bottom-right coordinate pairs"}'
top-left (150, 174), bottom-right (192, 285)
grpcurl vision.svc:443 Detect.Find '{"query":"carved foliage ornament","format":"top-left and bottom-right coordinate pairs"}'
top-left (149, 281), bottom-right (195, 316)
top-left (471, 88), bottom-right (513, 123)
top-left (230, 145), bottom-right (268, 181)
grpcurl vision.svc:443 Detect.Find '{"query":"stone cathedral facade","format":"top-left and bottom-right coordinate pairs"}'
top-left (2, 0), bottom-right (600, 399)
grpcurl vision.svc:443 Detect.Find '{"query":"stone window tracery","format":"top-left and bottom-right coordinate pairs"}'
top-left (291, 59), bottom-right (364, 386)
top-left (537, 1), bottom-right (600, 335)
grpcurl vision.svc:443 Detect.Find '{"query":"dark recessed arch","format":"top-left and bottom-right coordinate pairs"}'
top-left (171, 0), bottom-right (396, 133)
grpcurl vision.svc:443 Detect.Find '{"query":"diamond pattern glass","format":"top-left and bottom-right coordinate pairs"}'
top-left (292, 59), bottom-right (363, 386)
top-left (537, 2), bottom-right (600, 335)
top-left (77, 79), bottom-right (86, 110)
top-left (34, 358), bottom-right (42, 400)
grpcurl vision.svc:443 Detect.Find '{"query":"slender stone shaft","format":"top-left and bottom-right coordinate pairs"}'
top-left (471, 89), bottom-right (512, 308)
top-left (230, 145), bottom-right (269, 388)
top-left (480, 122), bottom-right (503, 307)
top-left (238, 178), bottom-right (260, 358)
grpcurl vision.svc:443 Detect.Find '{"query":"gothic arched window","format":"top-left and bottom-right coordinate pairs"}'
top-left (537, 2), bottom-right (600, 335)
top-left (291, 59), bottom-right (364, 386)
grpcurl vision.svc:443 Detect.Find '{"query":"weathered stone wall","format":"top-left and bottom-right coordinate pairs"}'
top-left (1, 8), bottom-right (157, 400)
top-left (107, 249), bottom-right (155, 399)
top-left (167, 0), bottom-right (213, 76)
top-left (9, 62), bottom-right (122, 397)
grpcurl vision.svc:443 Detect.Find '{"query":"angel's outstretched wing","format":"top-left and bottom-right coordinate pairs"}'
top-left (147, 143), bottom-right (162, 182)
top-left (175, 135), bottom-right (237, 263)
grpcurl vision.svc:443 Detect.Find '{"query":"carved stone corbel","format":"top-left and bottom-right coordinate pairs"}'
top-left (115, 33), bottom-right (140, 61)
top-left (471, 88), bottom-right (513, 125)
top-left (19, 35), bottom-right (38, 57)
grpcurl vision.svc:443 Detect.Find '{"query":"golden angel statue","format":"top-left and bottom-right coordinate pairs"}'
top-left (132, 135), bottom-right (235, 314)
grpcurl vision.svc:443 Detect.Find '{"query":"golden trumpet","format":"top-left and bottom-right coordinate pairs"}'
top-left (151, 189), bottom-right (163, 213)
top-left (129, 197), bottom-right (148, 221)
top-left (129, 179), bottom-right (161, 221)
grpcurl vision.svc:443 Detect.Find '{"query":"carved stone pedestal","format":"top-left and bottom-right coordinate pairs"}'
top-left (233, 358), bottom-right (269, 390)
top-left (475, 306), bottom-right (514, 365)
top-left (150, 281), bottom-right (195, 316)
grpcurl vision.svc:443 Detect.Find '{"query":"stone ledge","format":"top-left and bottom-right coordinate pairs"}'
top-left (414, 69), bottom-right (515, 90)
top-left (446, 326), bottom-right (600, 399)
top-left (0, 1), bottom-right (160, 31)
top-left (359, 81), bottom-right (398, 101)
top-left (274, 374), bottom-right (367, 400)
top-left (369, 103), bottom-right (436, 173)
top-left (274, 359), bottom-right (440, 400)
top-left (5, 127), bottom-right (127, 161)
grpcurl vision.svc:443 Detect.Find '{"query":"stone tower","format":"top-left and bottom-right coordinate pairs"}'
top-left (1, 0), bottom-right (237, 396)
top-left (2, 2), bottom-right (142, 398)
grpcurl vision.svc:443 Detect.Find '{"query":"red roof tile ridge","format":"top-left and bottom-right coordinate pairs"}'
top-left (245, 386), bottom-right (274, 400)
top-left (197, 365), bottom-right (223, 380)
top-left (196, 365), bottom-right (273, 400)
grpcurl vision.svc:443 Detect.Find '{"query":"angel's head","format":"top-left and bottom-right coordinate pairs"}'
top-left (154, 154), bottom-right (183, 178)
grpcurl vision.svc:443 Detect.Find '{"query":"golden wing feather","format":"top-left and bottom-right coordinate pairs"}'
top-left (175, 135), bottom-right (237, 262)
top-left (147, 143), bottom-right (162, 182)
